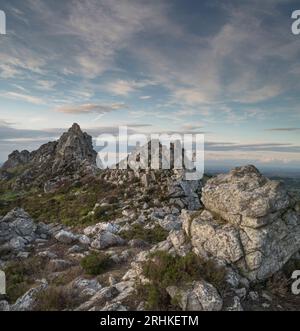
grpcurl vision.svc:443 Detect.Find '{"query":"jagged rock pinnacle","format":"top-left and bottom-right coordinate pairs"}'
top-left (1, 123), bottom-right (98, 190)
top-left (69, 123), bottom-right (82, 133)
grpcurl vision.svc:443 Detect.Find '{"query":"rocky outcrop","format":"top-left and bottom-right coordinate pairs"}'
top-left (0, 208), bottom-right (49, 253)
top-left (166, 280), bottom-right (223, 311)
top-left (10, 280), bottom-right (48, 311)
top-left (2, 150), bottom-right (31, 170)
top-left (90, 232), bottom-right (125, 250)
top-left (1, 124), bottom-right (97, 190)
top-left (168, 177), bottom-right (202, 210)
top-left (184, 165), bottom-right (300, 281)
top-left (51, 123), bottom-right (97, 174)
top-left (202, 165), bottom-right (291, 227)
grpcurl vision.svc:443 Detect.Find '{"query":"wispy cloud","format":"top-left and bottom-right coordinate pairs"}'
top-left (206, 142), bottom-right (300, 153)
top-left (1, 91), bottom-right (45, 104)
top-left (55, 103), bottom-right (128, 114)
top-left (105, 79), bottom-right (157, 97)
top-left (266, 128), bottom-right (300, 132)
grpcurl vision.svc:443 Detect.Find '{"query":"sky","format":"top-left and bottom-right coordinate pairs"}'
top-left (0, 0), bottom-right (300, 171)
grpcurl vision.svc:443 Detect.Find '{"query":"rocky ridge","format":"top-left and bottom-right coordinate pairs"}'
top-left (0, 125), bottom-right (299, 311)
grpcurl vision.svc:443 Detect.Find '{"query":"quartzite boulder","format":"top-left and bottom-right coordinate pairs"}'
top-left (184, 165), bottom-right (300, 281)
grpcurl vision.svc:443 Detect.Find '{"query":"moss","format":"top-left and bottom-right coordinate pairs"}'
top-left (138, 251), bottom-right (226, 310)
top-left (119, 224), bottom-right (168, 244)
top-left (80, 252), bottom-right (112, 276)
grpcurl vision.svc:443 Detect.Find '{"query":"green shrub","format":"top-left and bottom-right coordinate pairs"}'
top-left (139, 251), bottom-right (226, 310)
top-left (4, 256), bottom-right (46, 303)
top-left (119, 224), bottom-right (168, 244)
top-left (80, 252), bottom-right (112, 276)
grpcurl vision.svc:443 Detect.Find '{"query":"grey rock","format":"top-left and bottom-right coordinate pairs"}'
top-left (2, 150), bottom-right (30, 170)
top-left (72, 277), bottom-right (102, 298)
top-left (76, 286), bottom-right (119, 311)
top-left (202, 165), bottom-right (290, 224)
top-left (225, 296), bottom-right (244, 311)
top-left (48, 259), bottom-right (73, 272)
top-left (11, 280), bottom-right (48, 311)
top-left (2, 124), bottom-right (97, 190)
top-left (186, 166), bottom-right (300, 282)
top-left (55, 230), bottom-right (78, 244)
top-left (84, 223), bottom-right (119, 237)
top-left (91, 232), bottom-right (125, 250)
top-left (0, 300), bottom-right (10, 311)
top-left (158, 215), bottom-right (182, 231)
top-left (128, 239), bottom-right (149, 249)
top-left (167, 280), bottom-right (223, 311)
top-left (100, 302), bottom-right (128, 311)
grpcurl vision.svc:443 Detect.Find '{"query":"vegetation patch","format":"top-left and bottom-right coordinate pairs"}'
top-left (80, 252), bottom-right (112, 276)
top-left (4, 256), bottom-right (47, 303)
top-left (138, 251), bottom-right (226, 310)
top-left (0, 178), bottom-right (122, 226)
top-left (119, 224), bottom-right (168, 244)
top-left (34, 286), bottom-right (81, 311)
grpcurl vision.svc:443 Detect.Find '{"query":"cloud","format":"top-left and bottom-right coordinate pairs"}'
top-left (0, 121), bottom-right (61, 141)
top-left (266, 128), bottom-right (300, 132)
top-left (106, 80), bottom-right (138, 96)
top-left (55, 103), bottom-right (128, 114)
top-left (1, 0), bottom-right (297, 110)
top-left (0, 119), bottom-right (14, 127)
top-left (181, 123), bottom-right (204, 131)
top-left (36, 80), bottom-right (56, 91)
top-left (1, 91), bottom-right (45, 104)
top-left (105, 80), bottom-right (157, 97)
top-left (206, 142), bottom-right (300, 153)
top-left (139, 96), bottom-right (152, 100)
top-left (233, 85), bottom-right (282, 104)
top-left (174, 89), bottom-right (211, 105)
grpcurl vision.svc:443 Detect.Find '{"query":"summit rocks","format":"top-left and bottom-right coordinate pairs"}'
top-left (1, 123), bottom-right (97, 191)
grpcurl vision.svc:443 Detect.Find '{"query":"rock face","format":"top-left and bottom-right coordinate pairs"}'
top-left (166, 280), bottom-right (223, 311)
top-left (184, 165), bottom-right (300, 281)
top-left (202, 165), bottom-right (290, 226)
top-left (0, 208), bottom-right (38, 251)
top-left (2, 150), bottom-right (31, 170)
top-left (51, 123), bottom-right (97, 174)
top-left (1, 123), bottom-right (97, 190)
top-left (11, 280), bottom-right (48, 311)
